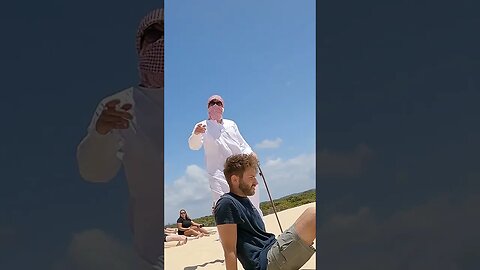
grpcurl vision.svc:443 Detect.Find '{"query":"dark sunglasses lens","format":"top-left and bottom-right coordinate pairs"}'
top-left (143, 25), bottom-right (163, 43)
top-left (209, 101), bottom-right (222, 106)
top-left (145, 31), bottom-right (163, 42)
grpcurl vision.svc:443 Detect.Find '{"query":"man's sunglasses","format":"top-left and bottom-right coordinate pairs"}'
top-left (208, 100), bottom-right (223, 107)
top-left (142, 23), bottom-right (164, 45)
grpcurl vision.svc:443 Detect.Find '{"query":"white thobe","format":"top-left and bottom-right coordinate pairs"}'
top-left (77, 86), bottom-right (164, 269)
top-left (188, 119), bottom-right (262, 216)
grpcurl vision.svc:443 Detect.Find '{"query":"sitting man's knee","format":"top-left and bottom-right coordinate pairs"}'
top-left (306, 206), bottom-right (315, 217)
top-left (306, 207), bottom-right (316, 225)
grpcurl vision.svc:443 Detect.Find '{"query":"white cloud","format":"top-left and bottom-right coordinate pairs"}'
top-left (164, 165), bottom-right (212, 224)
top-left (318, 192), bottom-right (480, 269)
top-left (52, 229), bottom-right (136, 270)
top-left (259, 153), bottom-right (316, 199)
top-left (255, 138), bottom-right (283, 149)
top-left (317, 143), bottom-right (373, 178)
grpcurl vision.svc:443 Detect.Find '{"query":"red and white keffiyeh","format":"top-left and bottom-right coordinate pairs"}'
top-left (207, 95), bottom-right (224, 121)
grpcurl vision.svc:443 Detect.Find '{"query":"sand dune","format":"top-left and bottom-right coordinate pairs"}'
top-left (165, 202), bottom-right (316, 270)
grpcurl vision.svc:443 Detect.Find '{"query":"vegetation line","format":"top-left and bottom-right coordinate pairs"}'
top-left (166, 189), bottom-right (316, 227)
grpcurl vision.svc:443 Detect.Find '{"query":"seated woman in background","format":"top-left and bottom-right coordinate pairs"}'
top-left (176, 209), bottom-right (210, 237)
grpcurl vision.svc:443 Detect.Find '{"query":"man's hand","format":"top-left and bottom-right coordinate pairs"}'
top-left (194, 123), bottom-right (206, 135)
top-left (95, 99), bottom-right (133, 135)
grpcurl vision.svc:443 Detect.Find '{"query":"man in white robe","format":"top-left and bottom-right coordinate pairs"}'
top-left (188, 95), bottom-right (263, 217)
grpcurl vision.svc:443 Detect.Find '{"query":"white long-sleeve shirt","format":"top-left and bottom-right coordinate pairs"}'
top-left (77, 86), bottom-right (164, 269)
top-left (188, 119), bottom-right (253, 174)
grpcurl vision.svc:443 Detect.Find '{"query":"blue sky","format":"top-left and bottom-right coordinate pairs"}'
top-left (164, 0), bottom-right (316, 223)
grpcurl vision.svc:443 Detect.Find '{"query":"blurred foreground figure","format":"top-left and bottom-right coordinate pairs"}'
top-left (76, 8), bottom-right (164, 269)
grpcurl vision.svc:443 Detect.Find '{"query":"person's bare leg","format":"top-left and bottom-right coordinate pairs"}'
top-left (184, 229), bottom-right (201, 237)
top-left (176, 236), bottom-right (187, 246)
top-left (165, 228), bottom-right (176, 234)
top-left (199, 227), bottom-right (210, 235)
top-left (193, 230), bottom-right (204, 238)
top-left (166, 235), bottom-right (185, 242)
top-left (194, 226), bottom-right (210, 235)
top-left (293, 207), bottom-right (316, 245)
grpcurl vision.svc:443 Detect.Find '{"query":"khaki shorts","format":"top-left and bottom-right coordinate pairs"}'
top-left (267, 225), bottom-right (316, 270)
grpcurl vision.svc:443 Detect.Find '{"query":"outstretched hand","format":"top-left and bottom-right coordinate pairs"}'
top-left (95, 99), bottom-right (133, 135)
top-left (194, 123), bottom-right (207, 135)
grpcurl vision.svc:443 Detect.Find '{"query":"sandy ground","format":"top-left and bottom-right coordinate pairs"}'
top-left (165, 202), bottom-right (316, 269)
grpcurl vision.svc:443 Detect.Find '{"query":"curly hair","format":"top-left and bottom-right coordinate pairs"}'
top-left (223, 153), bottom-right (258, 185)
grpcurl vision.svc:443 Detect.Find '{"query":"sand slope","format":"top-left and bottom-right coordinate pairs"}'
top-left (165, 202), bottom-right (316, 270)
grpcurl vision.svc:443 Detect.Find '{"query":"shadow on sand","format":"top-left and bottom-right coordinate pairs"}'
top-left (183, 259), bottom-right (225, 270)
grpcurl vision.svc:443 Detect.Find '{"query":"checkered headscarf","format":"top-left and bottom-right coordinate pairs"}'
top-left (137, 8), bottom-right (164, 88)
top-left (136, 8), bottom-right (164, 54)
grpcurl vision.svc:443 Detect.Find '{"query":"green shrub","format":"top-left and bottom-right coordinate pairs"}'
top-left (165, 189), bottom-right (316, 227)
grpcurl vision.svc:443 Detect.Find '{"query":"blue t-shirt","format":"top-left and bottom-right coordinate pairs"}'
top-left (214, 192), bottom-right (276, 270)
